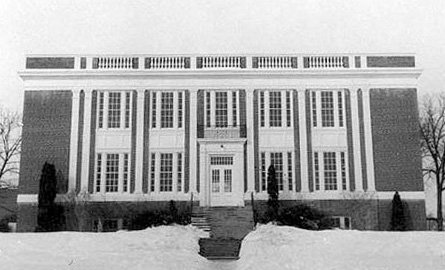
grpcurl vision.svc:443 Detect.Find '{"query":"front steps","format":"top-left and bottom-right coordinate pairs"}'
top-left (198, 238), bottom-right (242, 260)
top-left (191, 206), bottom-right (254, 260)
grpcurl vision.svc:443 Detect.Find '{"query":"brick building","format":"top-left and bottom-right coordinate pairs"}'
top-left (17, 54), bottom-right (426, 231)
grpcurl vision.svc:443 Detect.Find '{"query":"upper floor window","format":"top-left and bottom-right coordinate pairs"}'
top-left (321, 91), bottom-right (334, 127)
top-left (311, 90), bottom-right (345, 128)
top-left (161, 92), bottom-right (174, 128)
top-left (215, 92), bottom-right (228, 127)
top-left (258, 90), bottom-right (293, 128)
top-left (204, 90), bottom-right (239, 128)
top-left (150, 91), bottom-right (185, 129)
top-left (108, 92), bottom-right (121, 128)
top-left (97, 91), bottom-right (132, 129)
top-left (269, 92), bottom-right (282, 127)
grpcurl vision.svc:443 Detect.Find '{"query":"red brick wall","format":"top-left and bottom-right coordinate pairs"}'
top-left (370, 88), bottom-right (423, 191)
top-left (19, 90), bottom-right (72, 194)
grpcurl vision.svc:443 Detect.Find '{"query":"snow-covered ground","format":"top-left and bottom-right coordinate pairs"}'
top-left (239, 224), bottom-right (445, 270)
top-left (0, 225), bottom-right (213, 270)
top-left (1, 224), bottom-right (445, 270)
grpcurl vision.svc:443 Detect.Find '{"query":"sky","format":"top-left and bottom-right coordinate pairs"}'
top-left (1, 0), bottom-right (445, 110)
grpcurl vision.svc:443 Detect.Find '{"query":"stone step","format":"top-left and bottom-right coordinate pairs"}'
top-left (199, 238), bottom-right (242, 260)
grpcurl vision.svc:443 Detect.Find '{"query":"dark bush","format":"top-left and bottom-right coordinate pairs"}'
top-left (36, 162), bottom-right (65, 232)
top-left (128, 201), bottom-right (190, 230)
top-left (258, 203), bottom-right (331, 230)
top-left (391, 191), bottom-right (407, 231)
top-left (266, 165), bottom-right (279, 222)
top-left (277, 204), bottom-right (331, 230)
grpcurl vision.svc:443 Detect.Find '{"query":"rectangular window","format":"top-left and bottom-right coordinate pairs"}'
top-left (98, 92), bottom-right (104, 128)
top-left (232, 91), bottom-right (237, 127)
top-left (150, 153), bottom-right (156, 192)
top-left (287, 152), bottom-right (293, 191)
top-left (314, 152), bottom-right (320, 191)
top-left (210, 156), bottom-right (233, 165)
top-left (270, 152), bottom-right (283, 191)
top-left (151, 92), bottom-right (157, 128)
top-left (108, 92), bottom-right (121, 128)
top-left (177, 153), bottom-right (182, 192)
top-left (269, 91), bottom-right (282, 127)
top-left (321, 91), bottom-right (335, 127)
top-left (261, 152), bottom-right (266, 191)
top-left (160, 153), bottom-right (173, 192)
top-left (312, 91), bottom-right (317, 127)
top-left (123, 153), bottom-right (129, 192)
top-left (341, 152), bottom-right (347, 190)
top-left (125, 92), bottom-right (131, 128)
top-left (286, 91), bottom-right (291, 127)
top-left (161, 92), bottom-right (174, 128)
top-left (95, 154), bottom-right (102, 192)
top-left (178, 92), bottom-right (183, 128)
top-left (338, 91), bottom-right (344, 127)
top-left (224, 169), bottom-right (232, 192)
top-left (206, 92), bottom-right (211, 128)
top-left (215, 92), bottom-right (228, 127)
top-left (212, 169), bottom-right (220, 193)
top-left (324, 152), bottom-right (337, 190)
top-left (105, 154), bottom-right (119, 192)
top-left (260, 91), bottom-right (265, 127)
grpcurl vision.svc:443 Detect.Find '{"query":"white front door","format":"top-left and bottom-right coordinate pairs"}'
top-left (209, 156), bottom-right (238, 206)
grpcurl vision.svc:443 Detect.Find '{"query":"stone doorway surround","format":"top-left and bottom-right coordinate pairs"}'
top-left (198, 138), bottom-right (246, 207)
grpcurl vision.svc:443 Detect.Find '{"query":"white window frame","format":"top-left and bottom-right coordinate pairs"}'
top-left (311, 89), bottom-right (346, 129)
top-left (97, 91), bottom-right (132, 130)
top-left (149, 151), bottom-right (185, 193)
top-left (259, 150), bottom-right (295, 193)
top-left (95, 152), bottom-right (131, 194)
top-left (312, 150), bottom-right (349, 192)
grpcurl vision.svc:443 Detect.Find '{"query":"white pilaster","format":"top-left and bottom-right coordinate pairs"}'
top-left (68, 88), bottom-right (81, 191)
top-left (298, 90), bottom-right (309, 192)
top-left (80, 89), bottom-right (92, 191)
top-left (246, 89), bottom-right (255, 193)
top-left (134, 89), bottom-right (145, 193)
top-left (350, 89), bottom-right (363, 191)
top-left (189, 89), bottom-right (198, 193)
top-left (362, 88), bottom-right (376, 191)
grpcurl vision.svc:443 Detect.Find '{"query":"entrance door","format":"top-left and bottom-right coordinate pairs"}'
top-left (209, 156), bottom-right (236, 206)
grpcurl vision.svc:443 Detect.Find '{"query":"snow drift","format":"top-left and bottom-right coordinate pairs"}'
top-left (1, 224), bottom-right (445, 270)
top-left (0, 225), bottom-right (211, 270)
top-left (238, 224), bottom-right (445, 270)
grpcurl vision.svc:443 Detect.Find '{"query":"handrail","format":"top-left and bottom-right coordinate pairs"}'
top-left (190, 192), bottom-right (194, 223)
top-left (251, 191), bottom-right (257, 226)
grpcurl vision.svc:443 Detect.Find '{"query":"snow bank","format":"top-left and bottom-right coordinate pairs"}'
top-left (0, 225), bottom-right (211, 270)
top-left (238, 224), bottom-right (445, 270)
top-left (2, 224), bottom-right (445, 270)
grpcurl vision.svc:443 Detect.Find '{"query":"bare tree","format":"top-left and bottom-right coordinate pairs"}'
top-left (420, 94), bottom-right (445, 231)
top-left (0, 106), bottom-right (22, 187)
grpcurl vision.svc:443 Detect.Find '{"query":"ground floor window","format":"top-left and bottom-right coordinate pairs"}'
top-left (149, 151), bottom-right (184, 193)
top-left (259, 150), bottom-right (294, 192)
top-left (92, 218), bottom-right (128, 232)
top-left (95, 152), bottom-right (130, 193)
top-left (329, 216), bottom-right (351, 230)
top-left (313, 150), bottom-right (349, 191)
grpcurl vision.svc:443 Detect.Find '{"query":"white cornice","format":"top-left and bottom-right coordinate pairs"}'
top-left (18, 68), bottom-right (422, 81)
